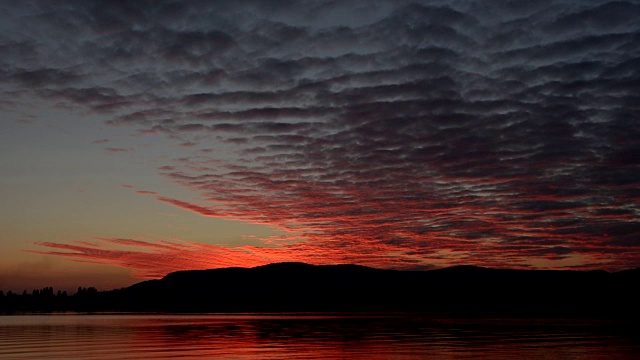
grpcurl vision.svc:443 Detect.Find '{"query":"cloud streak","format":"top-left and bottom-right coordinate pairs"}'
top-left (3, 0), bottom-right (638, 275)
top-left (30, 236), bottom-right (429, 278)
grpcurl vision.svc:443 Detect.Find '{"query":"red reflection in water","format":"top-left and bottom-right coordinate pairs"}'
top-left (1, 315), bottom-right (639, 359)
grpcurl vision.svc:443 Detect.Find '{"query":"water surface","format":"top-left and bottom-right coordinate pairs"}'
top-left (0, 314), bottom-right (638, 359)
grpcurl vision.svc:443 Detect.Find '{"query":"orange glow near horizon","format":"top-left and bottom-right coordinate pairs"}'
top-left (23, 178), bottom-right (640, 286)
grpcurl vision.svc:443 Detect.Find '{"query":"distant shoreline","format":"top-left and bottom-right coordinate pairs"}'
top-left (2, 263), bottom-right (639, 318)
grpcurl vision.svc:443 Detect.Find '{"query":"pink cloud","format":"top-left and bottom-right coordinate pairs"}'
top-left (105, 147), bottom-right (134, 153)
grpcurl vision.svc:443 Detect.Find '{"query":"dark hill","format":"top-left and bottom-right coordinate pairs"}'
top-left (116, 262), bottom-right (639, 317)
top-left (2, 263), bottom-right (638, 316)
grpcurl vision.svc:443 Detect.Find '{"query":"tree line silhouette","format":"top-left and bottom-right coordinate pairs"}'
top-left (0, 287), bottom-right (105, 312)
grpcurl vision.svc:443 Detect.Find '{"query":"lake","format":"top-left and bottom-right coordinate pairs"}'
top-left (0, 314), bottom-right (638, 359)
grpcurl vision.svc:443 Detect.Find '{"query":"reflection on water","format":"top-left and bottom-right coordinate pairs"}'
top-left (0, 314), bottom-right (638, 359)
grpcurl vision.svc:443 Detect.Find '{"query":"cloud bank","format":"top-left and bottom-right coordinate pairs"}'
top-left (3, 0), bottom-right (638, 276)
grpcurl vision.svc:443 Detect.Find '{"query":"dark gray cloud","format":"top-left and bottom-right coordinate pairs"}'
top-left (3, 0), bottom-right (639, 270)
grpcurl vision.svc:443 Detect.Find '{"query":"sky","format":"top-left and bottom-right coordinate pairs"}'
top-left (1, 0), bottom-right (639, 292)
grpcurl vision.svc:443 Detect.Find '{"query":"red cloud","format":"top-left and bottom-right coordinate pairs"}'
top-left (30, 236), bottom-right (437, 279)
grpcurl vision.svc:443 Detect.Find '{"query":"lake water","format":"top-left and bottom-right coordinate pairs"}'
top-left (0, 314), bottom-right (638, 359)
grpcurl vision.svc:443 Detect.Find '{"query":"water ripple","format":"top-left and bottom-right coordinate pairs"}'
top-left (0, 314), bottom-right (638, 359)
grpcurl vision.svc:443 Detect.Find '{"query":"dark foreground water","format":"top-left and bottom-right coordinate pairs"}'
top-left (0, 314), bottom-right (638, 359)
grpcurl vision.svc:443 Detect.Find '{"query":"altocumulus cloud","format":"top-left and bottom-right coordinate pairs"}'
top-left (3, 0), bottom-right (639, 276)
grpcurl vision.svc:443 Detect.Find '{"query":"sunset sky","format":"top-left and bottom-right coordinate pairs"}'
top-left (1, 0), bottom-right (639, 292)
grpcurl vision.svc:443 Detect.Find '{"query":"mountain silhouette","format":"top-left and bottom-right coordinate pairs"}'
top-left (117, 262), bottom-right (638, 316)
top-left (2, 262), bottom-right (638, 317)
